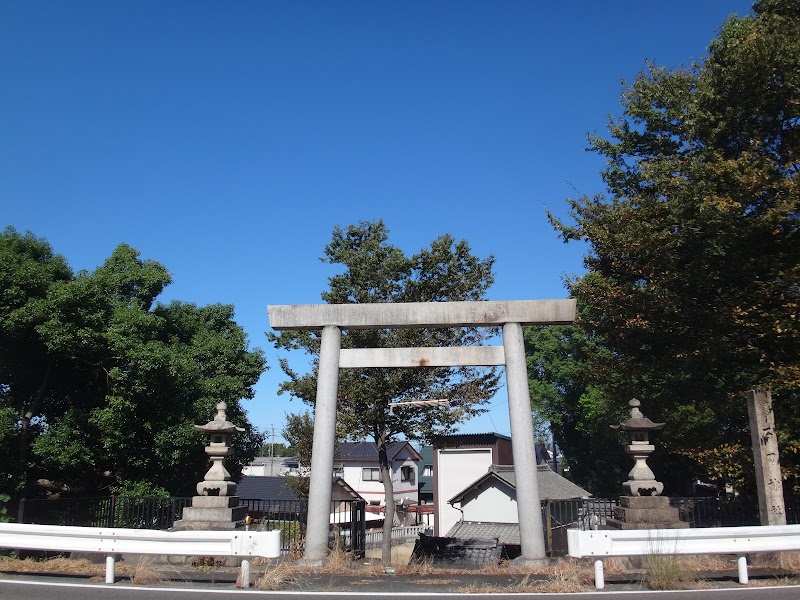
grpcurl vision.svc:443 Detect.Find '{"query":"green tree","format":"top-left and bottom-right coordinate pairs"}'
top-left (280, 411), bottom-right (315, 498)
top-left (271, 220), bottom-right (499, 564)
top-left (548, 0), bottom-right (799, 492)
top-left (0, 227), bottom-right (266, 499)
top-left (525, 324), bottom-right (627, 496)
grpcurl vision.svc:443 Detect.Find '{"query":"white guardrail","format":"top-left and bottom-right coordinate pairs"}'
top-left (568, 524), bottom-right (800, 589)
top-left (0, 523), bottom-right (281, 587)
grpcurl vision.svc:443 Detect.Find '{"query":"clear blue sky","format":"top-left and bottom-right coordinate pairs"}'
top-left (1, 0), bottom-right (754, 443)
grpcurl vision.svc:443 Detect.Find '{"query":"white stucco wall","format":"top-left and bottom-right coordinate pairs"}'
top-left (460, 481), bottom-right (518, 523)
top-left (435, 448), bottom-right (492, 535)
top-left (338, 457), bottom-right (418, 505)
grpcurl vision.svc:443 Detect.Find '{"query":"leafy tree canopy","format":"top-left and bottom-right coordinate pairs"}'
top-left (271, 220), bottom-right (499, 446)
top-left (544, 0), bottom-right (799, 494)
top-left (0, 227), bottom-right (266, 499)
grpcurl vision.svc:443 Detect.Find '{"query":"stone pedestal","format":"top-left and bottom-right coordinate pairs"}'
top-left (172, 496), bottom-right (247, 531)
top-left (607, 496), bottom-right (689, 530)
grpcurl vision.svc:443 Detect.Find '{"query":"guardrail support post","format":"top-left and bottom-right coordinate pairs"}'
top-left (737, 555), bottom-right (748, 584)
top-left (105, 554), bottom-right (116, 584)
top-left (240, 558), bottom-right (251, 588)
top-left (594, 559), bottom-right (604, 589)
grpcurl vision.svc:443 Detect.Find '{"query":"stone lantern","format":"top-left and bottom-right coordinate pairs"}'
top-left (607, 398), bottom-right (688, 529)
top-left (612, 398), bottom-right (665, 497)
top-left (172, 402), bottom-right (248, 531)
top-left (194, 402), bottom-right (244, 497)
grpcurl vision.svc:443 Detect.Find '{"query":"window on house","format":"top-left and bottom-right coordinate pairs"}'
top-left (401, 465), bottom-right (414, 482)
top-left (422, 464), bottom-right (433, 477)
top-left (333, 466), bottom-right (344, 477)
top-left (362, 468), bottom-right (381, 481)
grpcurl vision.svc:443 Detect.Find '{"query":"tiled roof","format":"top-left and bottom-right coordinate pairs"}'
top-left (411, 533), bottom-right (503, 567)
top-left (237, 476), bottom-right (300, 502)
top-left (449, 464), bottom-right (591, 503)
top-left (433, 433), bottom-right (511, 448)
top-left (238, 475), bottom-right (362, 502)
top-left (336, 441), bottom-right (421, 461)
top-left (446, 521), bottom-right (521, 545)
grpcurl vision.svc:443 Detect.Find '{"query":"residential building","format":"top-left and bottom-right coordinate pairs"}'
top-left (334, 441), bottom-right (421, 507)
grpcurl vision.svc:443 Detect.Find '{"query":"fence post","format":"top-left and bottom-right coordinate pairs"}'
top-left (107, 496), bottom-right (116, 528)
top-left (544, 500), bottom-right (552, 556)
top-left (17, 498), bottom-right (26, 524)
top-left (350, 500), bottom-right (366, 559)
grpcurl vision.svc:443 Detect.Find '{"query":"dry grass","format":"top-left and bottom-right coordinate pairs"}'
top-left (642, 553), bottom-right (700, 590)
top-left (0, 556), bottom-right (104, 576)
top-left (452, 559), bottom-right (592, 594)
top-left (751, 551), bottom-right (800, 571)
top-left (687, 554), bottom-right (733, 571)
top-left (254, 564), bottom-right (296, 590)
top-left (400, 555), bottom-right (435, 575)
top-left (128, 556), bottom-right (169, 586)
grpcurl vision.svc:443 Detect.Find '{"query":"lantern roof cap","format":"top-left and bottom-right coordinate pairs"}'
top-left (611, 398), bottom-right (665, 432)
top-left (194, 402), bottom-right (245, 434)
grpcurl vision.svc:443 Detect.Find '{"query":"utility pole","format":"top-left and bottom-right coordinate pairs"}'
top-left (269, 424), bottom-right (275, 476)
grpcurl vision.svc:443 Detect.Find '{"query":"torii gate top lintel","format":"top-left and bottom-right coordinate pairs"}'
top-left (267, 299), bottom-right (576, 331)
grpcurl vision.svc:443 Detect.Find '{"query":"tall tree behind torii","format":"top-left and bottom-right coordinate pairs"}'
top-left (271, 220), bottom-right (500, 565)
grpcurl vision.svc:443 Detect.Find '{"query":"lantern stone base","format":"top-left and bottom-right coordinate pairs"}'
top-left (607, 496), bottom-right (689, 530)
top-left (171, 496), bottom-right (247, 531)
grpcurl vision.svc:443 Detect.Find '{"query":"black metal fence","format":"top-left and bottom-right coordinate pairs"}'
top-left (541, 495), bottom-right (800, 556)
top-left (17, 496), bottom-right (367, 558)
top-left (18, 496), bottom-right (193, 530)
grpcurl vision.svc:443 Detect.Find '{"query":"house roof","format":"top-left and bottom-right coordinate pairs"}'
top-left (412, 533), bottom-right (503, 567)
top-left (249, 456), bottom-right (296, 466)
top-left (332, 476), bottom-right (363, 500)
top-left (448, 464), bottom-right (591, 504)
top-left (237, 476), bottom-right (299, 502)
top-left (237, 475), bottom-right (363, 502)
top-left (433, 433), bottom-right (511, 448)
top-left (446, 521), bottom-right (521, 545)
top-left (336, 441), bottom-right (422, 462)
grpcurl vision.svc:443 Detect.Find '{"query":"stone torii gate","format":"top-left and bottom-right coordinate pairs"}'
top-left (267, 299), bottom-right (576, 564)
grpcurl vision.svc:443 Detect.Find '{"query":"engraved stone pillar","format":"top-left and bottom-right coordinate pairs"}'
top-left (747, 389), bottom-right (786, 526)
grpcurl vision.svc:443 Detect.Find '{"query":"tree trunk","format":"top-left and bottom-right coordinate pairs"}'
top-left (377, 431), bottom-right (395, 567)
top-left (18, 356), bottom-right (54, 496)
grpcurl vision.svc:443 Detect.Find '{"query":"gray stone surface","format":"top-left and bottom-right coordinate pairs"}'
top-left (504, 321), bottom-right (546, 560)
top-left (747, 389), bottom-right (787, 526)
top-left (619, 495), bottom-right (669, 509)
top-left (190, 496), bottom-right (242, 508)
top-left (268, 299), bottom-right (576, 330)
top-left (179, 505), bottom-right (247, 522)
top-left (608, 496), bottom-right (689, 529)
top-left (304, 325), bottom-right (341, 564)
top-left (339, 345), bottom-right (505, 368)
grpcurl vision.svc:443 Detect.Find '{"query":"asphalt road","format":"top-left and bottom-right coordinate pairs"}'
top-left (1, 577), bottom-right (800, 600)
